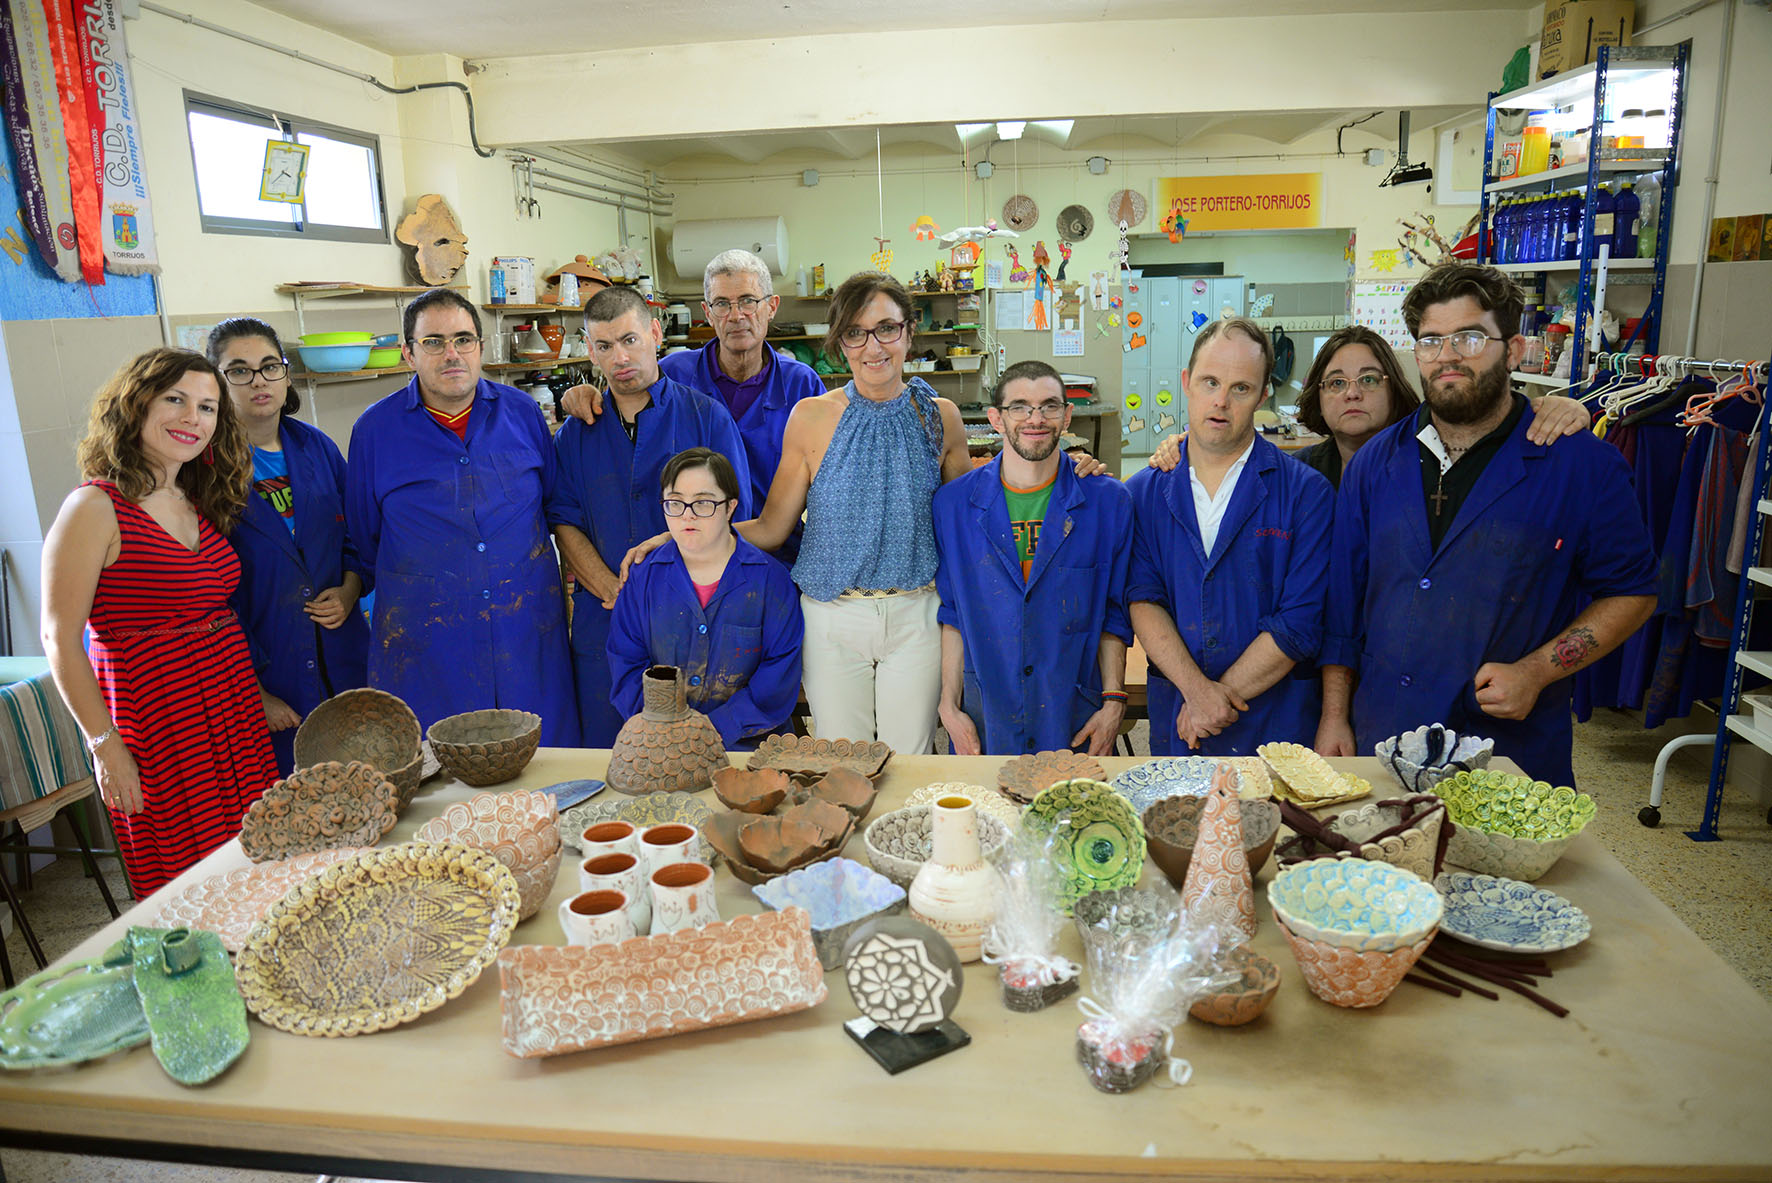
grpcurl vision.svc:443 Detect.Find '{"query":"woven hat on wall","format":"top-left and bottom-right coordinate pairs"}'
top-left (1002, 194), bottom-right (1039, 232)
top-left (1107, 189), bottom-right (1147, 229)
top-left (1056, 204), bottom-right (1095, 241)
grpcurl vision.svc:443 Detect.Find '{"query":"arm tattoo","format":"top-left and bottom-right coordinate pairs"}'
top-left (1551, 626), bottom-right (1598, 670)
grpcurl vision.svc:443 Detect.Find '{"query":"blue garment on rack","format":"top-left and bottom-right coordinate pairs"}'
top-left (1644, 423), bottom-right (1723, 728)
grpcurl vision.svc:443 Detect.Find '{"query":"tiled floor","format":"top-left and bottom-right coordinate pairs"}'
top-left (2, 707), bottom-right (1768, 1182)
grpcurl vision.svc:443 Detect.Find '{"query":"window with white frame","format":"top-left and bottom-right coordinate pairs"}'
top-left (185, 92), bottom-right (388, 243)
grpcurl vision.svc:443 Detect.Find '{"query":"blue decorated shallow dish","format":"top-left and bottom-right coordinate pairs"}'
top-left (543, 779), bottom-right (605, 811)
top-left (752, 857), bottom-right (907, 969)
top-left (1266, 857), bottom-right (1442, 952)
top-left (1434, 871), bottom-right (1591, 953)
top-left (1108, 756), bottom-right (1274, 814)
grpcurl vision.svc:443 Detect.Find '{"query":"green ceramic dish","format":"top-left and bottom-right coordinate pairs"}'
top-left (1435, 770), bottom-right (1596, 841)
top-left (1024, 778), bottom-right (1145, 914)
top-left (128, 927), bottom-right (248, 1086)
top-left (0, 940), bottom-right (149, 1071)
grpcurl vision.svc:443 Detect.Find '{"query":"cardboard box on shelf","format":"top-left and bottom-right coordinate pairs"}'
top-left (1539, 1), bottom-right (1634, 77)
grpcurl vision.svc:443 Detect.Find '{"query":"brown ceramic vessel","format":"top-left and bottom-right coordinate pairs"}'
top-left (712, 766), bottom-right (791, 814)
top-left (1142, 795), bottom-right (1282, 888)
top-left (1188, 944), bottom-right (1281, 1027)
top-left (425, 709), bottom-right (542, 786)
top-left (606, 666), bottom-right (729, 795)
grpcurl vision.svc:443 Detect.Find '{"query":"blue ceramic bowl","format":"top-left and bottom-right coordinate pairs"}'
top-left (1266, 857), bottom-right (1442, 952)
top-left (296, 343), bottom-right (373, 372)
top-left (751, 856), bottom-right (906, 969)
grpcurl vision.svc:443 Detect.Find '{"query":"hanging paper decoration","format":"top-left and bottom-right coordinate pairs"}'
top-left (1188, 311), bottom-right (1209, 333)
top-left (1164, 198), bottom-right (1189, 244)
top-left (1057, 204), bottom-right (1094, 241)
top-left (870, 236), bottom-right (893, 273)
top-left (1002, 194), bottom-right (1039, 232)
top-left (1368, 248), bottom-right (1401, 273)
top-left (1108, 219), bottom-right (1131, 281)
top-left (911, 214), bottom-right (939, 241)
top-left (938, 219), bottom-right (1018, 248)
top-left (1127, 332), bottom-right (1147, 350)
top-left (1250, 293), bottom-right (1275, 316)
top-left (1107, 189), bottom-right (1146, 229)
top-left (1006, 244), bottom-right (1030, 285)
top-left (1055, 240), bottom-right (1073, 282)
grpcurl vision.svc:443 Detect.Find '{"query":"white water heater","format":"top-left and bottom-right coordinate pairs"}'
top-left (670, 216), bottom-right (789, 277)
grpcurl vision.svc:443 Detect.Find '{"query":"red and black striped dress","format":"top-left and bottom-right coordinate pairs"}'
top-left (85, 481), bottom-right (278, 897)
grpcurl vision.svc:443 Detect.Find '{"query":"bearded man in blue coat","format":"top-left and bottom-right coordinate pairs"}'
top-left (1317, 262), bottom-right (1656, 787)
top-left (345, 288), bottom-right (580, 745)
top-left (1126, 319), bottom-right (1334, 757)
top-left (933, 361), bottom-right (1133, 756)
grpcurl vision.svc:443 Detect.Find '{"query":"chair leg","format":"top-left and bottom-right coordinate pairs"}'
top-left (0, 861), bottom-right (47, 971)
top-left (0, 916), bottom-right (13, 988)
top-left (65, 805), bottom-right (119, 920)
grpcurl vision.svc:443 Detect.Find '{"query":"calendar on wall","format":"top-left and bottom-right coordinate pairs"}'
top-left (1352, 282), bottom-right (1413, 352)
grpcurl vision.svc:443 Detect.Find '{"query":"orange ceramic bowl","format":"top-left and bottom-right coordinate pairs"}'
top-left (1275, 913), bottom-right (1433, 1009)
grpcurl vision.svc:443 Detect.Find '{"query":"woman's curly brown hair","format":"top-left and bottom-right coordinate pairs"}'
top-left (75, 348), bottom-right (252, 532)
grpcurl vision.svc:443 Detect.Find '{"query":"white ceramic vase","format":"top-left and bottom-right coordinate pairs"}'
top-left (909, 793), bottom-right (1001, 962)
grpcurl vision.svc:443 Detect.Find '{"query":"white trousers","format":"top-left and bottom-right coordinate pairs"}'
top-left (800, 589), bottom-right (940, 755)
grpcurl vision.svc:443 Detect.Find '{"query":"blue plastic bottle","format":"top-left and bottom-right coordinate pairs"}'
top-left (1591, 184), bottom-right (1617, 257)
top-left (1528, 196), bottom-right (1550, 262)
top-left (1613, 183), bottom-right (1640, 259)
top-left (1498, 198), bottom-right (1517, 263)
top-left (1561, 191), bottom-right (1583, 260)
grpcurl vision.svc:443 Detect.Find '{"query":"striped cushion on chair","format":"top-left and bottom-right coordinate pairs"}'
top-left (0, 672), bottom-right (94, 812)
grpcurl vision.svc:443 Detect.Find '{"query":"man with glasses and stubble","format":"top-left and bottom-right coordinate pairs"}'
top-left (344, 287), bottom-right (581, 745)
top-left (1317, 262), bottom-right (1656, 787)
top-left (933, 361), bottom-right (1134, 756)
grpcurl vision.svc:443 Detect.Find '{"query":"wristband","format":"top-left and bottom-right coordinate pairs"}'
top-left (1100, 690), bottom-right (1128, 703)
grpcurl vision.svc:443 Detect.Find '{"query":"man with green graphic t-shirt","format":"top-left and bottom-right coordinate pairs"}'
top-left (932, 361), bottom-right (1135, 755)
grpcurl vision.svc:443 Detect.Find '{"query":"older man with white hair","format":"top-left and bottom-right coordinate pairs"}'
top-left (565, 248), bottom-right (823, 559)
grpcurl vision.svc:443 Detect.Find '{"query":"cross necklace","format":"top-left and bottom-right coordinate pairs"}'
top-left (1429, 442), bottom-right (1470, 516)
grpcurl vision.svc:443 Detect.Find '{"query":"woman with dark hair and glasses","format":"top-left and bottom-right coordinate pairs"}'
top-left (205, 318), bottom-right (369, 773)
top-left (605, 448), bottom-right (802, 749)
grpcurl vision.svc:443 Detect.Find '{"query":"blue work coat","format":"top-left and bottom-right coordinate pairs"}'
top-left (1126, 435), bottom-right (1333, 757)
top-left (1324, 410), bottom-right (1657, 787)
top-left (661, 342), bottom-right (822, 563)
top-left (550, 374), bottom-right (752, 745)
top-left (228, 417), bottom-right (370, 774)
top-left (606, 535), bottom-right (803, 748)
top-left (932, 456), bottom-right (1133, 754)
top-left (345, 377), bottom-right (579, 746)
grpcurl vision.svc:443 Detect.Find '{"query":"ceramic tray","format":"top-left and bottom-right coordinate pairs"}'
top-left (237, 761), bottom-right (400, 863)
top-left (155, 848), bottom-right (371, 953)
top-left (1024, 778), bottom-right (1145, 913)
top-left (558, 792), bottom-right (716, 864)
top-left (1109, 756), bottom-right (1275, 814)
top-left (1256, 742), bottom-right (1371, 809)
top-left (497, 908), bottom-right (827, 1058)
top-left (997, 751), bottom-right (1105, 805)
top-left (747, 735), bottom-right (893, 780)
top-left (1434, 871), bottom-right (1592, 953)
top-left (234, 843), bottom-right (521, 1037)
top-left (0, 940), bottom-right (147, 1071)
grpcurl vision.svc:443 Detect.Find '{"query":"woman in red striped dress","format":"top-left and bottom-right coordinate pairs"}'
top-left (41, 348), bottom-right (280, 897)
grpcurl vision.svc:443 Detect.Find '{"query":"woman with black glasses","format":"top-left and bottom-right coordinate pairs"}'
top-left (606, 448), bottom-right (802, 749)
top-left (207, 318), bottom-right (368, 773)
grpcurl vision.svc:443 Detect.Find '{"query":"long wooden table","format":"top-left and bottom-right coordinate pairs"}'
top-left (3, 750), bottom-right (1770, 1182)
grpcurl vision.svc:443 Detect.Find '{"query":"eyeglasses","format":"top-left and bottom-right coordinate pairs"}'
top-left (1414, 331), bottom-right (1504, 359)
top-left (839, 320), bottom-right (907, 348)
top-left (706, 295), bottom-right (773, 316)
top-left (221, 361), bottom-right (287, 385)
top-left (412, 333), bottom-right (483, 356)
top-left (661, 497), bottom-right (732, 518)
top-left (1321, 374), bottom-right (1388, 397)
top-left (999, 400), bottom-right (1068, 422)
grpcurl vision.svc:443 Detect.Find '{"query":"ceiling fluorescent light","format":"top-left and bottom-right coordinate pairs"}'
top-left (996, 120), bottom-right (1026, 140)
top-left (954, 122), bottom-right (992, 141)
top-left (1031, 119), bottom-right (1073, 139)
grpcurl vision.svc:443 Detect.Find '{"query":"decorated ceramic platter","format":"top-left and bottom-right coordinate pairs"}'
top-left (1023, 778), bottom-right (1145, 913)
top-left (1434, 871), bottom-right (1592, 954)
top-left (0, 940), bottom-right (148, 1071)
top-left (155, 848), bottom-right (372, 953)
top-left (1109, 756), bottom-right (1275, 814)
top-left (543, 779), bottom-right (606, 811)
top-left (557, 791), bottom-right (717, 863)
top-left (747, 735), bottom-right (893, 780)
top-left (1257, 742), bottom-right (1371, 809)
top-left (997, 751), bottom-right (1105, 805)
top-left (234, 843), bottom-right (521, 1037)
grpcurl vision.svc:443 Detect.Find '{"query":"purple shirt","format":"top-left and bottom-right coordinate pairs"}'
top-left (709, 346), bottom-right (772, 422)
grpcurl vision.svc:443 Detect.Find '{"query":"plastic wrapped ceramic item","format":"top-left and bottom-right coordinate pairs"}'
top-left (235, 842), bottom-right (522, 1037)
top-left (0, 940), bottom-right (146, 1070)
top-left (1024, 778), bottom-right (1145, 914)
top-left (1072, 884), bottom-right (1178, 943)
top-left (425, 709), bottom-right (542, 786)
top-left (712, 765), bottom-right (791, 814)
top-left (1277, 794), bottom-right (1450, 881)
top-left (1375, 724), bottom-right (1493, 793)
top-left (1435, 770), bottom-right (1596, 882)
top-left (908, 794), bottom-right (1003, 962)
top-left (127, 927), bottom-right (247, 1086)
top-left (863, 804), bottom-right (1010, 889)
top-left (1275, 913), bottom-right (1432, 1008)
top-left (497, 909), bottom-right (827, 1057)
top-left (1109, 756), bottom-right (1274, 814)
top-left (842, 915), bottom-right (963, 1035)
top-left (558, 792), bottom-right (715, 863)
top-left (984, 832), bottom-right (1079, 1012)
top-left (1434, 871), bottom-right (1592, 953)
top-left (748, 734), bottom-right (893, 780)
top-left (293, 687), bottom-right (423, 810)
top-left (1188, 945), bottom-right (1279, 1027)
top-left (606, 666), bottom-right (729, 795)
top-left (154, 848), bottom-right (369, 953)
top-left (238, 761), bottom-right (399, 863)
top-left (907, 782), bottom-right (1021, 831)
top-left (751, 857), bottom-right (907, 969)
top-left (997, 750), bottom-right (1104, 805)
top-left (1257, 741), bottom-right (1370, 808)
top-left (1266, 857), bottom-right (1442, 952)
top-left (1142, 794), bottom-right (1281, 888)
top-left (1180, 771), bottom-right (1258, 943)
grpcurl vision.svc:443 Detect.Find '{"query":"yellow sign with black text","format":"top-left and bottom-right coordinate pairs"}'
top-left (1151, 174), bottom-right (1323, 232)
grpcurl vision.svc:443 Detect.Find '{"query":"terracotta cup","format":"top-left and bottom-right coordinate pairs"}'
top-left (649, 860), bottom-right (719, 935)
top-left (638, 823), bottom-right (700, 878)
top-left (558, 889), bottom-right (635, 948)
top-left (578, 851), bottom-right (650, 935)
top-left (581, 820), bottom-right (639, 861)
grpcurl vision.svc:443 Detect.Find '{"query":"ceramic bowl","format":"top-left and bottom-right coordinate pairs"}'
top-left (1434, 871), bottom-right (1592, 953)
top-left (293, 689), bottom-right (423, 803)
top-left (1435, 770), bottom-right (1595, 882)
top-left (414, 789), bottom-right (559, 873)
top-left (1257, 741), bottom-right (1369, 807)
top-left (238, 761), bottom-right (400, 863)
top-left (1266, 857), bottom-right (1442, 952)
top-left (862, 804), bottom-right (1010, 889)
top-left (1375, 724), bottom-right (1494, 794)
top-left (1071, 885), bottom-right (1178, 943)
top-left (426, 709), bottom-right (542, 786)
top-left (751, 856), bottom-right (908, 969)
top-left (509, 844), bottom-right (562, 921)
top-left (1025, 778), bottom-right (1146, 913)
top-left (1109, 756), bottom-right (1275, 814)
top-left (1277, 796), bottom-right (1450, 882)
top-left (1188, 944), bottom-right (1281, 1027)
top-left (792, 767), bottom-right (879, 822)
top-left (712, 766), bottom-right (791, 814)
top-left (1141, 795), bottom-right (1281, 888)
top-left (1275, 913), bottom-right (1432, 1009)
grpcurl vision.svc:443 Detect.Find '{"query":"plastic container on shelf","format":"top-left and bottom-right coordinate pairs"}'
top-left (1518, 127), bottom-right (1551, 175)
top-left (1590, 185), bottom-right (1617, 258)
top-left (1613, 184), bottom-right (1641, 259)
top-left (1637, 173), bottom-right (1662, 258)
top-left (1560, 192), bottom-right (1583, 261)
top-left (1564, 128), bottom-right (1591, 166)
